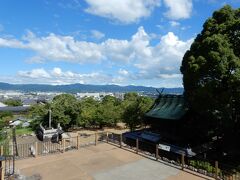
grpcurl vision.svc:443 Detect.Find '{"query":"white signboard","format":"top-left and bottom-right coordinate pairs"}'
top-left (158, 144), bottom-right (170, 152)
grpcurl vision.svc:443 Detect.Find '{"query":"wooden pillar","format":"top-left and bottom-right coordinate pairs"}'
top-left (1, 160), bottom-right (5, 180)
top-left (77, 136), bottom-right (80, 150)
top-left (0, 146), bottom-right (3, 155)
top-left (35, 142), bottom-right (38, 157)
top-left (156, 144), bottom-right (159, 161)
top-left (63, 139), bottom-right (66, 153)
top-left (181, 154), bottom-right (185, 170)
top-left (106, 132), bottom-right (109, 143)
top-left (136, 139), bottom-right (139, 154)
top-left (120, 134), bottom-right (122, 148)
top-left (95, 133), bottom-right (98, 146)
top-left (215, 161), bottom-right (218, 180)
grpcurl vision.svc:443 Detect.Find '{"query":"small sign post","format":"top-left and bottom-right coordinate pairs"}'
top-left (158, 144), bottom-right (170, 152)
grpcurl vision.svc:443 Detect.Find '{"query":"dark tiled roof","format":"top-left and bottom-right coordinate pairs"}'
top-left (145, 95), bottom-right (188, 120)
top-left (0, 106), bottom-right (30, 112)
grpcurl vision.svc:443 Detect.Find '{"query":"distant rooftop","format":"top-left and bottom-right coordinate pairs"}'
top-left (0, 102), bottom-right (7, 107)
top-left (0, 106), bottom-right (30, 112)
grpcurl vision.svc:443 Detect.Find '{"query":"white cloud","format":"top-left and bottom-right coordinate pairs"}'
top-left (84, 0), bottom-right (161, 24)
top-left (156, 24), bottom-right (164, 29)
top-left (0, 31), bottom-right (104, 64)
top-left (0, 37), bottom-right (25, 48)
top-left (16, 67), bottom-right (124, 85)
top-left (26, 56), bottom-right (45, 63)
top-left (169, 21), bottom-right (180, 27)
top-left (118, 69), bottom-right (129, 76)
top-left (181, 25), bottom-right (191, 31)
top-left (91, 30), bottom-right (105, 39)
top-left (51, 67), bottom-right (62, 76)
top-left (133, 31), bottom-right (193, 80)
top-left (58, 0), bottom-right (81, 9)
top-left (157, 73), bottom-right (182, 79)
top-left (102, 26), bottom-right (153, 64)
top-left (163, 0), bottom-right (192, 20)
top-left (18, 68), bottom-right (50, 79)
top-left (0, 26), bottom-right (193, 87)
top-left (102, 38), bottom-right (132, 62)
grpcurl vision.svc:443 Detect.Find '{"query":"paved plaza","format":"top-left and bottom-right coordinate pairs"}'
top-left (16, 143), bottom-right (208, 180)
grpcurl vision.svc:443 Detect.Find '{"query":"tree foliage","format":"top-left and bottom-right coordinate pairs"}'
top-left (79, 97), bottom-right (98, 127)
top-left (51, 94), bottom-right (81, 129)
top-left (30, 94), bottom-right (81, 130)
top-left (122, 93), bottom-right (153, 131)
top-left (180, 5), bottom-right (240, 136)
top-left (0, 111), bottom-right (13, 130)
top-left (4, 99), bottom-right (22, 106)
top-left (29, 103), bottom-right (50, 130)
top-left (94, 95), bottom-right (122, 128)
top-left (29, 93), bottom-right (153, 131)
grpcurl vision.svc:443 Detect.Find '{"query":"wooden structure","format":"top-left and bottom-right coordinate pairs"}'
top-left (123, 94), bottom-right (197, 157)
top-left (145, 94), bottom-right (189, 143)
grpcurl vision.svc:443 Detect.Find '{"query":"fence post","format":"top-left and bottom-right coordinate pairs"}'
top-left (77, 136), bottom-right (80, 150)
top-left (0, 146), bottom-right (3, 155)
top-left (120, 134), bottom-right (122, 148)
top-left (156, 144), bottom-right (159, 161)
top-left (181, 154), bottom-right (185, 170)
top-left (35, 142), bottom-right (38, 157)
top-left (63, 139), bottom-right (66, 153)
top-left (1, 160), bottom-right (5, 180)
top-left (215, 161), bottom-right (218, 180)
top-left (136, 139), bottom-right (139, 154)
top-left (95, 133), bottom-right (98, 146)
top-left (111, 133), bottom-right (113, 142)
top-left (106, 132), bottom-right (109, 143)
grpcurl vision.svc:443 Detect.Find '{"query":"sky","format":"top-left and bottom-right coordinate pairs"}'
top-left (0, 0), bottom-right (239, 88)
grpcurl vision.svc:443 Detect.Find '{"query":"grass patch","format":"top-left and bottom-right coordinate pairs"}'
top-left (16, 128), bottom-right (33, 135)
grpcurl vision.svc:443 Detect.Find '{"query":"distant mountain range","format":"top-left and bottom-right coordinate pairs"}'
top-left (0, 82), bottom-right (183, 94)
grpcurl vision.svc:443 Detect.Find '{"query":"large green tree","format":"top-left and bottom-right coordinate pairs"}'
top-left (29, 103), bottom-right (49, 130)
top-left (51, 94), bottom-right (81, 129)
top-left (30, 94), bottom-right (81, 130)
top-left (79, 97), bottom-right (98, 127)
top-left (94, 95), bottom-right (122, 128)
top-left (122, 93), bottom-right (153, 131)
top-left (180, 5), bottom-right (240, 137)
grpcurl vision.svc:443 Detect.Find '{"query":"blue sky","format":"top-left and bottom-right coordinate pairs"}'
top-left (0, 0), bottom-right (239, 87)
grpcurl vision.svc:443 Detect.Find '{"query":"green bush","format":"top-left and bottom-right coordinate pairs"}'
top-left (189, 160), bottom-right (215, 173)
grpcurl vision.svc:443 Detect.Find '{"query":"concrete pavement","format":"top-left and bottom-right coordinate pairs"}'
top-left (15, 143), bottom-right (207, 180)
